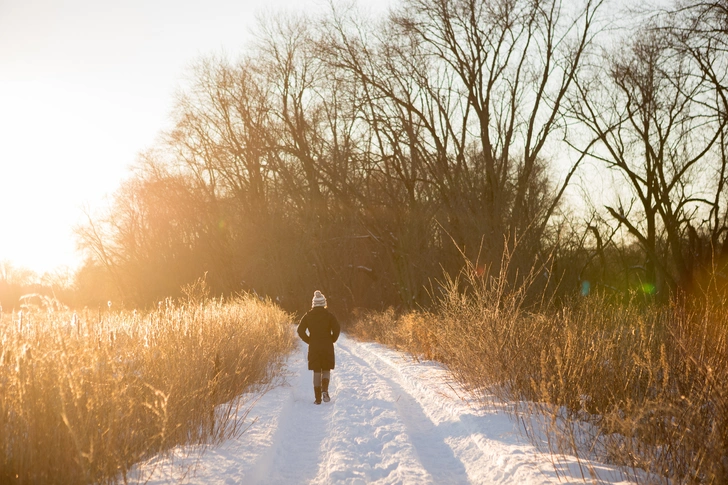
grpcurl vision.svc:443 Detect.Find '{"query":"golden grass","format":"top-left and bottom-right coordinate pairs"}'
top-left (348, 265), bottom-right (728, 484)
top-left (0, 293), bottom-right (294, 484)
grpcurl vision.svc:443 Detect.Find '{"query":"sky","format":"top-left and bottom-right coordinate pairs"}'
top-left (0, 0), bottom-right (390, 276)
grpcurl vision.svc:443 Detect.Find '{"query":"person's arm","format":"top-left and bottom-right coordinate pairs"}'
top-left (297, 315), bottom-right (310, 344)
top-left (330, 313), bottom-right (340, 343)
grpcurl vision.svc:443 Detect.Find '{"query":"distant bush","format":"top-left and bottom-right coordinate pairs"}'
top-left (0, 293), bottom-right (294, 484)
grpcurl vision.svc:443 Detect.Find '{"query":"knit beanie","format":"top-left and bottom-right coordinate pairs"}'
top-left (312, 290), bottom-right (327, 308)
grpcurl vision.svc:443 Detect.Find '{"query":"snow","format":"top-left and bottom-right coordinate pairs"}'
top-left (132, 333), bottom-right (634, 484)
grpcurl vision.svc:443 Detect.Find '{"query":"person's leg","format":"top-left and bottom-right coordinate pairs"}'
top-left (313, 370), bottom-right (322, 404)
top-left (321, 370), bottom-right (331, 402)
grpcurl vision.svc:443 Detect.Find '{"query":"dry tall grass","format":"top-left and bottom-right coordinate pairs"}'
top-left (0, 292), bottom-right (294, 484)
top-left (349, 263), bottom-right (728, 484)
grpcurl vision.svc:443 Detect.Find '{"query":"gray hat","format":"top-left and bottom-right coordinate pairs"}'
top-left (312, 290), bottom-right (327, 308)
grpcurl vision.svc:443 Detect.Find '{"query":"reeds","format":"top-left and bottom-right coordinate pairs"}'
top-left (0, 293), bottom-right (294, 484)
top-left (348, 263), bottom-right (728, 484)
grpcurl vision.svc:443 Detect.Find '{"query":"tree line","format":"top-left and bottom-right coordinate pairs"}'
top-left (75, 0), bottom-right (728, 312)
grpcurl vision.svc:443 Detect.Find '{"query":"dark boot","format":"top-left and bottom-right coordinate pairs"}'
top-left (314, 386), bottom-right (322, 405)
top-left (321, 378), bottom-right (330, 403)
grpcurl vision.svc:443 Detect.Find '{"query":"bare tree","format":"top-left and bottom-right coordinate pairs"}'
top-left (570, 22), bottom-right (727, 291)
top-left (668, 0), bottom-right (728, 258)
top-left (322, 0), bottom-right (606, 283)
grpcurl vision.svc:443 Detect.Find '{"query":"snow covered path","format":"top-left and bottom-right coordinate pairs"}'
top-left (133, 333), bottom-right (632, 484)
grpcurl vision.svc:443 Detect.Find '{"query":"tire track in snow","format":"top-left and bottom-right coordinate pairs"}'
top-left (242, 344), bottom-right (334, 484)
top-left (335, 339), bottom-right (471, 484)
top-left (347, 338), bottom-right (522, 485)
top-left (312, 337), bottom-right (433, 484)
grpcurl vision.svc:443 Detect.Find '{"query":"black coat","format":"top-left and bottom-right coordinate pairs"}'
top-left (297, 306), bottom-right (340, 370)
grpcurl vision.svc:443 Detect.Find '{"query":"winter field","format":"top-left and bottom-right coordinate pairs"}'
top-left (133, 334), bottom-right (632, 485)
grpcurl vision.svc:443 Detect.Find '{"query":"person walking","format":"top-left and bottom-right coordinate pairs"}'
top-left (297, 290), bottom-right (340, 404)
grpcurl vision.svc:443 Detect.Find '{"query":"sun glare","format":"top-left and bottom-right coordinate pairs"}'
top-left (0, 80), bottom-right (152, 275)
